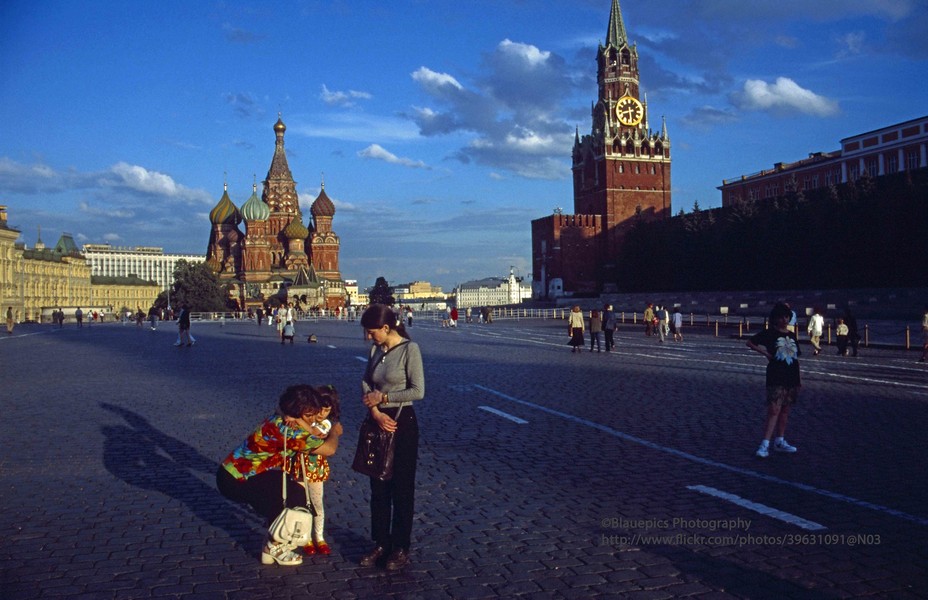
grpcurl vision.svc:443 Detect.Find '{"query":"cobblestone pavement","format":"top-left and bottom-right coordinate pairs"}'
top-left (1, 317), bottom-right (926, 599)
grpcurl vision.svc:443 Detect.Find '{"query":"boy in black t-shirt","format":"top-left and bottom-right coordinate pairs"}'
top-left (747, 302), bottom-right (801, 458)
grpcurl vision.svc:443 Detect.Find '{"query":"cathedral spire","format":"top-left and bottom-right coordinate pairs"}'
top-left (606, 0), bottom-right (628, 48)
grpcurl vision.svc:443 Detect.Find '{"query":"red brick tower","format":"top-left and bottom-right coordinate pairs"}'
top-left (533, 0), bottom-right (671, 296)
top-left (572, 0), bottom-right (671, 271)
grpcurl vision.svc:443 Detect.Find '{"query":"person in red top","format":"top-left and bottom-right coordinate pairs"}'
top-left (449, 306), bottom-right (458, 327)
top-left (216, 384), bottom-right (342, 566)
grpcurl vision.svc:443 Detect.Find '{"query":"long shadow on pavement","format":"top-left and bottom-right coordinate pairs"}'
top-left (100, 402), bottom-right (260, 552)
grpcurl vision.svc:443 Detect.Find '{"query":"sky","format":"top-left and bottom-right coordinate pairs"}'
top-left (1, 0), bottom-right (926, 292)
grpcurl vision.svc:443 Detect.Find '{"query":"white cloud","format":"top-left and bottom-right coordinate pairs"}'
top-left (104, 163), bottom-right (213, 205)
top-left (411, 67), bottom-right (464, 91)
top-left (498, 39), bottom-right (550, 68)
top-left (358, 144), bottom-right (429, 169)
top-left (320, 84), bottom-right (373, 107)
top-left (733, 77), bottom-right (839, 116)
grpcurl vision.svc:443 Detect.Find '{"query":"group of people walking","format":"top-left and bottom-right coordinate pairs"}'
top-left (567, 304), bottom-right (618, 352)
top-left (216, 304), bottom-right (425, 571)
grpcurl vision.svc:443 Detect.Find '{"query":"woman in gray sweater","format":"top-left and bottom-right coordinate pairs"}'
top-left (358, 304), bottom-right (425, 570)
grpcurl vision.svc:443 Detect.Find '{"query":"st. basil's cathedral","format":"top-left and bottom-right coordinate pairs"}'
top-left (205, 116), bottom-right (344, 310)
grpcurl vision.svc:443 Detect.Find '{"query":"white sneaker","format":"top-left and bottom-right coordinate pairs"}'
top-left (261, 542), bottom-right (303, 566)
top-left (774, 438), bottom-right (797, 453)
top-left (755, 442), bottom-right (769, 458)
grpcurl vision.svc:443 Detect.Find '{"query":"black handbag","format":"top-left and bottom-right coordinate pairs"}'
top-left (351, 406), bottom-right (403, 481)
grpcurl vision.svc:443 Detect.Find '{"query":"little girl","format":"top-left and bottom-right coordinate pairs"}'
top-left (287, 385), bottom-right (340, 556)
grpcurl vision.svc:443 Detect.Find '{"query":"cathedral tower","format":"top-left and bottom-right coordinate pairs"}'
top-left (262, 115), bottom-right (301, 269)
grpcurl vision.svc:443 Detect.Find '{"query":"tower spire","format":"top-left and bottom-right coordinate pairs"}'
top-left (606, 0), bottom-right (628, 48)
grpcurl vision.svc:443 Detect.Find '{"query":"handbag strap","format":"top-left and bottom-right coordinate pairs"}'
top-left (280, 425), bottom-right (311, 509)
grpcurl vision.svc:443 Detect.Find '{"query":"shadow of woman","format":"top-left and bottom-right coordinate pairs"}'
top-left (100, 402), bottom-right (260, 553)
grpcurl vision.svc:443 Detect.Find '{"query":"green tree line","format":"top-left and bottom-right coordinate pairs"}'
top-left (615, 168), bottom-right (928, 292)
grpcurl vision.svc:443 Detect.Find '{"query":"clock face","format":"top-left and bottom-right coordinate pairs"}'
top-left (616, 96), bottom-right (643, 126)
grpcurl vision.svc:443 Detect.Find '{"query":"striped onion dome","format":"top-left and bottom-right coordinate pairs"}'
top-left (240, 185), bottom-right (270, 221)
top-left (209, 184), bottom-right (242, 225)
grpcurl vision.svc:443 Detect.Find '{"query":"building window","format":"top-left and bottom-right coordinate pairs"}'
top-left (849, 164), bottom-right (859, 181)
top-left (886, 153), bottom-right (898, 174)
top-left (906, 150), bottom-right (919, 170)
top-left (866, 158), bottom-right (878, 177)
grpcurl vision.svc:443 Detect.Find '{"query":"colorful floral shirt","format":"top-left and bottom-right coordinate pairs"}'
top-left (222, 415), bottom-right (328, 482)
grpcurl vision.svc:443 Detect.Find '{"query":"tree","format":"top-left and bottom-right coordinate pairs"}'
top-left (154, 260), bottom-right (233, 312)
top-left (368, 277), bottom-right (395, 306)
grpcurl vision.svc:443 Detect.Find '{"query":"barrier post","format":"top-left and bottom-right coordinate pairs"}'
top-left (738, 322), bottom-right (743, 338)
top-left (715, 320), bottom-right (719, 337)
top-left (864, 324), bottom-right (869, 347)
top-left (906, 326), bottom-right (910, 350)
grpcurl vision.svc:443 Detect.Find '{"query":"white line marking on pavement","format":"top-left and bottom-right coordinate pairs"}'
top-left (473, 384), bottom-right (928, 526)
top-left (478, 406), bottom-right (528, 424)
top-left (687, 485), bottom-right (826, 530)
top-left (327, 344), bottom-right (337, 348)
top-left (355, 356), bottom-right (367, 362)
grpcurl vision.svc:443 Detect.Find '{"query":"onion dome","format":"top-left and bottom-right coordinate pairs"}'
top-left (283, 217), bottom-right (309, 240)
top-left (310, 182), bottom-right (335, 217)
top-left (206, 256), bottom-right (222, 272)
top-left (274, 116), bottom-right (286, 134)
top-left (240, 183), bottom-right (270, 221)
top-left (209, 184), bottom-right (242, 225)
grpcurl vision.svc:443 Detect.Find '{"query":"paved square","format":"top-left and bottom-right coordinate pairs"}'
top-left (1, 317), bottom-right (926, 598)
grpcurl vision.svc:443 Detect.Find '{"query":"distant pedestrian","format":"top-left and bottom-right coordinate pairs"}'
top-left (75, 307), bottom-right (83, 328)
top-left (672, 306), bottom-right (683, 342)
top-left (177, 304), bottom-right (193, 347)
top-left (148, 306), bottom-right (158, 331)
top-left (602, 304), bottom-right (616, 352)
top-left (5, 306), bottom-right (13, 334)
top-left (282, 321), bottom-right (295, 344)
top-left (807, 308), bottom-right (824, 355)
top-left (920, 306), bottom-right (928, 363)
top-left (844, 308), bottom-right (860, 357)
top-left (567, 305), bottom-right (585, 353)
top-left (656, 304), bottom-right (670, 343)
top-left (589, 309), bottom-right (602, 352)
top-left (406, 306), bottom-right (413, 327)
top-left (643, 303), bottom-right (655, 336)
top-left (449, 307), bottom-right (458, 328)
top-left (465, 307), bottom-right (471, 323)
top-left (836, 318), bottom-right (849, 356)
top-left (747, 302), bottom-right (801, 459)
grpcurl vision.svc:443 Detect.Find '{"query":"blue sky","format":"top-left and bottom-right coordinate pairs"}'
top-left (1, 0), bottom-right (925, 291)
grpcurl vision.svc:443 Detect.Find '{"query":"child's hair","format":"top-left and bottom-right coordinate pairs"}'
top-left (768, 302), bottom-right (792, 323)
top-left (279, 384), bottom-right (340, 421)
top-left (837, 318), bottom-right (844, 325)
top-left (591, 309), bottom-right (600, 318)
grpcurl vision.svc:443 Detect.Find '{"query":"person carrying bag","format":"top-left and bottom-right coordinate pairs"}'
top-left (356, 304), bottom-right (425, 571)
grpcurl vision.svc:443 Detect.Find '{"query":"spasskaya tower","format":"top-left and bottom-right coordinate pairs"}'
top-left (532, 0), bottom-right (671, 296)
